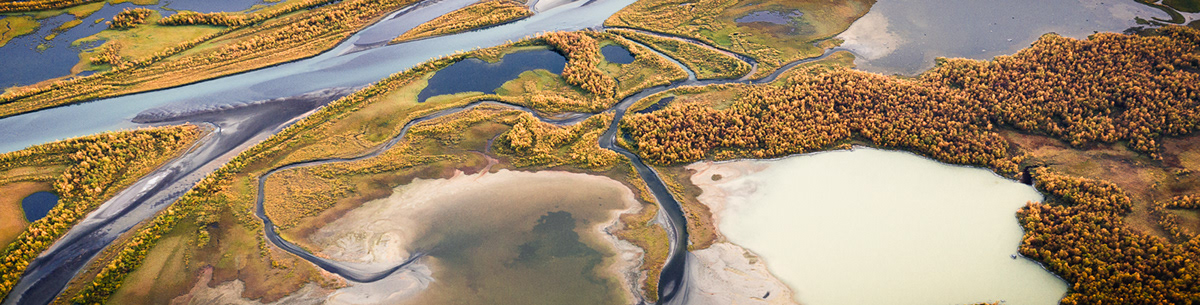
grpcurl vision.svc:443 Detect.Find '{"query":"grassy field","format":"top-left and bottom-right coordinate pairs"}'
top-left (610, 28), bottom-right (750, 79)
top-left (0, 0), bottom-right (418, 118)
top-left (619, 26), bottom-right (1200, 303)
top-left (392, 0), bottom-right (532, 43)
top-left (0, 182), bottom-right (53, 246)
top-left (67, 29), bottom-right (699, 301)
top-left (74, 11), bottom-right (226, 72)
top-left (0, 16), bottom-right (39, 47)
top-left (605, 0), bottom-right (872, 78)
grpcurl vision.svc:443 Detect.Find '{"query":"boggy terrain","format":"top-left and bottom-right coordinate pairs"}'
top-left (625, 25), bottom-right (1200, 303)
top-left (61, 29), bottom-right (688, 304)
top-left (0, 0), bottom-right (425, 118)
top-left (0, 126), bottom-right (201, 301)
top-left (4, 0), bottom-right (1200, 304)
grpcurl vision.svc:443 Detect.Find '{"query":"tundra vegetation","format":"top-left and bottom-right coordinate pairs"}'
top-left (391, 0), bottom-right (533, 43)
top-left (0, 16), bottom-right (39, 47)
top-left (6, 0), bottom-right (1200, 303)
top-left (0, 0), bottom-right (424, 118)
top-left (625, 26), bottom-right (1200, 303)
top-left (605, 0), bottom-right (873, 78)
top-left (610, 28), bottom-right (751, 79)
top-left (66, 33), bottom-right (683, 304)
top-left (107, 7), bottom-right (152, 29)
top-left (0, 126), bottom-right (201, 301)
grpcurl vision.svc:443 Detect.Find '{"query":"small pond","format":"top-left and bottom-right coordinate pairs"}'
top-left (600, 44), bottom-right (635, 64)
top-left (735, 10), bottom-right (803, 25)
top-left (311, 170), bottom-right (637, 304)
top-left (21, 191), bottom-right (59, 222)
top-left (0, 0), bottom-right (274, 89)
top-left (417, 49), bottom-right (567, 102)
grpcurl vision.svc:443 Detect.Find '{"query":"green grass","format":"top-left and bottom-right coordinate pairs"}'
top-left (0, 16), bottom-right (39, 47)
top-left (611, 29), bottom-right (750, 79)
top-left (605, 0), bottom-right (873, 78)
top-left (75, 11), bottom-right (225, 71)
top-left (1164, 0), bottom-right (1200, 13)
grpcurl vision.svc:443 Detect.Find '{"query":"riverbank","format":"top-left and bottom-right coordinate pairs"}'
top-left (311, 169), bottom-right (644, 304)
top-left (172, 168), bottom-right (649, 304)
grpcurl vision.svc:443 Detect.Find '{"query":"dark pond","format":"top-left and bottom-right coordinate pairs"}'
top-left (735, 10), bottom-right (803, 25)
top-left (417, 49), bottom-right (567, 102)
top-left (0, 0), bottom-right (273, 89)
top-left (600, 44), bottom-right (635, 64)
top-left (21, 191), bottom-right (59, 222)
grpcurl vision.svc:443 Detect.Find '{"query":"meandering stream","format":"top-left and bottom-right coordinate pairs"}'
top-left (0, 0), bottom-right (1176, 303)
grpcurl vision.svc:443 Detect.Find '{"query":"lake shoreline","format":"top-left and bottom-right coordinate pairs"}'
top-left (683, 147), bottom-right (1069, 305)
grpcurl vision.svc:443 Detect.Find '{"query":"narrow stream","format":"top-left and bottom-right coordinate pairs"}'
top-left (1, 89), bottom-right (349, 305)
top-left (248, 38), bottom-right (843, 304)
top-left (1, 0), bottom-right (635, 304)
top-left (2, 0), bottom-right (1162, 303)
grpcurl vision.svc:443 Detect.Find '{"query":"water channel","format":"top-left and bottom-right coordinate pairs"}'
top-left (0, 0), bottom-right (1183, 304)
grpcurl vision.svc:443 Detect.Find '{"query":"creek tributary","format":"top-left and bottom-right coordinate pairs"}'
top-left (0, 0), bottom-right (1156, 303)
top-left (1, 0), bottom-right (639, 302)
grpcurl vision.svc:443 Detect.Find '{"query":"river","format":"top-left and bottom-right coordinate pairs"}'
top-left (0, 0), bottom-right (1178, 304)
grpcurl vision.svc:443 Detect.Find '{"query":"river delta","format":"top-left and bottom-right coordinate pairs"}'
top-left (1, 0), bottom-right (1198, 304)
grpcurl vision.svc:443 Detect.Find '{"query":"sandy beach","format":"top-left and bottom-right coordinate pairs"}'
top-left (682, 161), bottom-right (799, 305)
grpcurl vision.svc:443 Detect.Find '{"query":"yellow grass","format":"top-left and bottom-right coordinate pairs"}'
top-left (76, 16), bottom-right (225, 71)
top-left (391, 0), bottom-right (532, 43)
top-left (0, 0), bottom-right (418, 118)
top-left (605, 0), bottom-right (872, 78)
top-left (0, 182), bottom-right (52, 247)
top-left (0, 16), bottom-right (39, 48)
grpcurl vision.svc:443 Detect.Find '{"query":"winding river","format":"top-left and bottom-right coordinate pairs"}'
top-left (247, 37), bottom-right (843, 304)
top-left (2, 0), bottom-right (646, 303)
top-left (0, 0), bottom-right (1176, 304)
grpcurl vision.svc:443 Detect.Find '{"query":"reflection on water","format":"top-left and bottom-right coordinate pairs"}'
top-left (0, 0), bottom-right (270, 88)
top-left (0, 0), bottom-right (638, 154)
top-left (837, 0), bottom-right (1184, 75)
top-left (601, 44), bottom-right (635, 64)
top-left (735, 10), bottom-right (803, 25)
top-left (312, 170), bottom-right (637, 305)
top-left (417, 49), bottom-right (566, 102)
top-left (20, 191), bottom-right (58, 222)
top-left (698, 147), bottom-right (1068, 305)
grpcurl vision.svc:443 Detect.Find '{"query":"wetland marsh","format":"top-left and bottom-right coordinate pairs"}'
top-left (1, 0), bottom-right (1198, 304)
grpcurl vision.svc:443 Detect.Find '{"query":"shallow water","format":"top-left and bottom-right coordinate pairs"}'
top-left (838, 0), bottom-right (1183, 75)
top-left (698, 147), bottom-right (1068, 305)
top-left (311, 170), bottom-right (637, 305)
top-left (20, 191), bottom-right (58, 222)
top-left (0, 0), bottom-right (269, 88)
top-left (0, 3), bottom-right (141, 88)
top-left (417, 49), bottom-right (566, 102)
top-left (734, 10), bottom-right (802, 25)
top-left (600, 44), bottom-right (634, 64)
top-left (0, 0), bottom-right (637, 153)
